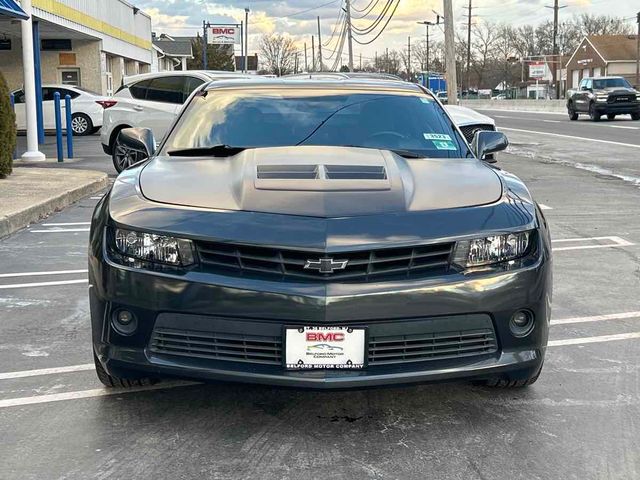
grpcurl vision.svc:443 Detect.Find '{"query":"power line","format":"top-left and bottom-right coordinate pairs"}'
top-left (248, 0), bottom-right (341, 25)
top-left (351, 0), bottom-right (400, 45)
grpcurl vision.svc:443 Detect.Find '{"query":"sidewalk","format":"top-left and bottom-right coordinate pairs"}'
top-left (0, 166), bottom-right (109, 238)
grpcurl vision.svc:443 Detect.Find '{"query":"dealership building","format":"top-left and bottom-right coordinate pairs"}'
top-left (0, 0), bottom-right (153, 96)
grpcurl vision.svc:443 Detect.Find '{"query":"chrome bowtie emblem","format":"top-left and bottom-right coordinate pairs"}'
top-left (304, 257), bottom-right (349, 274)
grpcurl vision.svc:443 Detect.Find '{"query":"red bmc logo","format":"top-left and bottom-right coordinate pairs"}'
top-left (212, 28), bottom-right (235, 35)
top-left (306, 332), bottom-right (345, 342)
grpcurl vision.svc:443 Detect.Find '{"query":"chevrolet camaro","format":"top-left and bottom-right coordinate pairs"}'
top-left (89, 79), bottom-right (552, 390)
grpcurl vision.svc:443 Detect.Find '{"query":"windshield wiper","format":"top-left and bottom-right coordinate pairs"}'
top-left (166, 145), bottom-right (246, 157)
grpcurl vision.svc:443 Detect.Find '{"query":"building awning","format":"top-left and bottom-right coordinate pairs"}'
top-left (0, 0), bottom-right (28, 20)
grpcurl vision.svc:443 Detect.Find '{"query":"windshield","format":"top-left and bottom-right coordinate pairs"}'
top-left (593, 78), bottom-right (632, 89)
top-left (163, 88), bottom-right (470, 158)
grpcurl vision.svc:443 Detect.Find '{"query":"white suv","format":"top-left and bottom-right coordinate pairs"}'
top-left (101, 71), bottom-right (252, 172)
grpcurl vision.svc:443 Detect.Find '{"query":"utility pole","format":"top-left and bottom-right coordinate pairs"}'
top-left (386, 47), bottom-right (389, 73)
top-left (359, 52), bottom-right (362, 71)
top-left (417, 21), bottom-right (432, 74)
top-left (636, 11), bottom-right (640, 86)
top-left (240, 21), bottom-right (244, 72)
top-left (443, 0), bottom-right (458, 104)
top-left (312, 35), bottom-right (316, 72)
top-left (345, 0), bottom-right (354, 71)
top-left (466, 0), bottom-right (472, 94)
top-left (244, 8), bottom-right (250, 75)
top-left (407, 36), bottom-right (411, 81)
top-left (375, 51), bottom-right (378, 71)
top-left (546, 0), bottom-right (566, 99)
top-left (304, 42), bottom-right (308, 72)
top-left (202, 21), bottom-right (208, 70)
top-left (317, 16), bottom-right (323, 71)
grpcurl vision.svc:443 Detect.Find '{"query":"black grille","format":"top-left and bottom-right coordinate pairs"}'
top-left (149, 328), bottom-right (282, 365)
top-left (195, 242), bottom-right (454, 281)
top-left (368, 329), bottom-right (498, 365)
top-left (608, 94), bottom-right (635, 104)
top-left (459, 124), bottom-right (495, 144)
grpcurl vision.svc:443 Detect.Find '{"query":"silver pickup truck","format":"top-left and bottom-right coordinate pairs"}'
top-left (566, 76), bottom-right (640, 122)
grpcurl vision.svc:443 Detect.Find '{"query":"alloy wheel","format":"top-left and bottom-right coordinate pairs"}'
top-left (71, 115), bottom-right (89, 135)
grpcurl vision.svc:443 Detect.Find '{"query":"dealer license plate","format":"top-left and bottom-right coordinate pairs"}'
top-left (285, 326), bottom-right (366, 370)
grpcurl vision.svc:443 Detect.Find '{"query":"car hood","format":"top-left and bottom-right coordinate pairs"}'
top-left (595, 87), bottom-right (638, 94)
top-left (138, 146), bottom-right (502, 218)
top-left (445, 105), bottom-right (495, 127)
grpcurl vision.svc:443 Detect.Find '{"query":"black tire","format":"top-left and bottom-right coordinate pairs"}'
top-left (568, 104), bottom-right (578, 121)
top-left (484, 363), bottom-right (543, 388)
top-left (632, 112), bottom-right (640, 121)
top-left (70, 113), bottom-right (93, 136)
top-left (607, 114), bottom-right (616, 120)
top-left (111, 132), bottom-right (146, 173)
top-left (94, 352), bottom-right (157, 388)
top-left (589, 103), bottom-right (600, 122)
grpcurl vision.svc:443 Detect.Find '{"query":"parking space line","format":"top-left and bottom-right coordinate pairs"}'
top-left (499, 127), bottom-right (640, 149)
top-left (0, 279), bottom-right (87, 290)
top-left (0, 381), bottom-right (200, 409)
top-left (539, 204), bottom-right (553, 210)
top-left (542, 120), bottom-right (561, 123)
top-left (0, 269), bottom-right (87, 279)
top-left (607, 125), bottom-right (640, 130)
top-left (552, 311), bottom-right (640, 326)
top-left (549, 332), bottom-right (640, 347)
top-left (90, 196), bottom-right (103, 200)
top-left (41, 222), bottom-right (91, 227)
top-left (0, 364), bottom-right (94, 380)
top-left (552, 236), bottom-right (634, 251)
top-left (30, 228), bottom-right (90, 233)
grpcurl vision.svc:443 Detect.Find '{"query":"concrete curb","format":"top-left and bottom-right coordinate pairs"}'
top-left (0, 173), bottom-right (109, 239)
top-left (461, 99), bottom-right (566, 114)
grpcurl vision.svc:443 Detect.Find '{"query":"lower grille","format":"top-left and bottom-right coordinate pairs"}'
top-left (149, 328), bottom-right (282, 365)
top-left (368, 329), bottom-right (497, 365)
top-left (459, 124), bottom-right (495, 144)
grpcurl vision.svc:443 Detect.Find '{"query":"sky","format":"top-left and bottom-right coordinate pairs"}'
top-left (139, 0), bottom-right (639, 66)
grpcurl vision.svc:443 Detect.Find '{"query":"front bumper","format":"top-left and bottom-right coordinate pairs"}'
top-left (594, 102), bottom-right (640, 114)
top-left (90, 247), bottom-right (551, 389)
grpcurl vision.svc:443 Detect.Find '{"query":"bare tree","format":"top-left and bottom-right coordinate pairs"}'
top-left (576, 13), bottom-right (633, 37)
top-left (259, 34), bottom-right (298, 76)
top-left (471, 22), bottom-right (500, 88)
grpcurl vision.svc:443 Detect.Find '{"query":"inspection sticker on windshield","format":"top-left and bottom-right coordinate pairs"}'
top-left (424, 133), bottom-right (457, 150)
top-left (424, 133), bottom-right (452, 141)
top-left (285, 326), bottom-right (365, 370)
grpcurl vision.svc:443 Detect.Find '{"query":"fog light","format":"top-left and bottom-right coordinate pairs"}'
top-left (510, 310), bottom-right (534, 337)
top-left (112, 309), bottom-right (137, 335)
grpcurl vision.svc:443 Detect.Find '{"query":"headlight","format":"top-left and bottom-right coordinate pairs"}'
top-left (113, 228), bottom-right (195, 266)
top-left (453, 231), bottom-right (532, 268)
top-left (596, 95), bottom-right (608, 103)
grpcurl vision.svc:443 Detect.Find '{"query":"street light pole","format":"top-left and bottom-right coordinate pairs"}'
top-left (416, 21), bottom-right (432, 74)
top-left (244, 8), bottom-right (249, 74)
top-left (443, 0), bottom-right (458, 104)
top-left (317, 16), bottom-right (323, 71)
top-left (345, 0), bottom-right (354, 71)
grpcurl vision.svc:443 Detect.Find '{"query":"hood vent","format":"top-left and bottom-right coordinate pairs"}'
top-left (324, 164), bottom-right (387, 180)
top-left (257, 164), bottom-right (319, 180)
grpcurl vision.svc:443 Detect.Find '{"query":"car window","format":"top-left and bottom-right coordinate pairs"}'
top-left (585, 79), bottom-right (592, 89)
top-left (184, 77), bottom-right (205, 101)
top-left (593, 78), bottom-right (632, 89)
top-left (146, 76), bottom-right (186, 104)
top-left (579, 79), bottom-right (587, 89)
top-left (129, 79), bottom-right (153, 100)
top-left (56, 88), bottom-right (81, 99)
top-left (164, 89), bottom-right (471, 159)
top-left (41, 88), bottom-right (56, 101)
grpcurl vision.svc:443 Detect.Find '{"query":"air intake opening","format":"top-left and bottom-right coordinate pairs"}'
top-left (324, 164), bottom-right (387, 180)
top-left (257, 164), bottom-right (319, 180)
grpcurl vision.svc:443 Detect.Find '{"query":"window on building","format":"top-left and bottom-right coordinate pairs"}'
top-left (41, 39), bottom-right (72, 51)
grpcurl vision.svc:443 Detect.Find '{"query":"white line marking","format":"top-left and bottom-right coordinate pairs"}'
top-left (41, 222), bottom-right (91, 227)
top-left (542, 120), bottom-right (561, 123)
top-left (0, 381), bottom-right (200, 409)
top-left (30, 228), bottom-right (90, 233)
top-left (499, 127), bottom-right (640, 149)
top-left (549, 332), bottom-right (640, 347)
top-left (475, 108), bottom-right (567, 116)
top-left (0, 269), bottom-right (87, 279)
top-left (0, 279), bottom-right (87, 290)
top-left (90, 196), bottom-right (103, 200)
top-left (539, 204), bottom-right (553, 210)
top-left (607, 125), bottom-right (639, 130)
top-left (551, 236), bottom-right (634, 251)
top-left (552, 311), bottom-right (640, 326)
top-left (0, 364), bottom-right (94, 380)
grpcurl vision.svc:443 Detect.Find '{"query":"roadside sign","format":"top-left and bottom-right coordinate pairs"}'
top-left (208, 25), bottom-right (241, 45)
top-left (529, 63), bottom-right (546, 79)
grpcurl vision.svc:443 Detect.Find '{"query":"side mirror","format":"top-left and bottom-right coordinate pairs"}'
top-left (117, 127), bottom-right (155, 166)
top-left (472, 130), bottom-right (508, 163)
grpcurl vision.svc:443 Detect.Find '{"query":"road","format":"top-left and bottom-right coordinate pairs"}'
top-left (2, 118), bottom-right (640, 479)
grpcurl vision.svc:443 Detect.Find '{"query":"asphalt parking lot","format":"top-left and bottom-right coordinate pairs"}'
top-left (2, 117), bottom-right (640, 479)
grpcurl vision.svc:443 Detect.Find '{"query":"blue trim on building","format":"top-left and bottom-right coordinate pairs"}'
top-left (0, 0), bottom-right (28, 20)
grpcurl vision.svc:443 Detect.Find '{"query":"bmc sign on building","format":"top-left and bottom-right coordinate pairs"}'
top-left (208, 26), bottom-right (241, 45)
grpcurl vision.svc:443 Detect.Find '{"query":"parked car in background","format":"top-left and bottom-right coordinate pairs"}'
top-left (11, 84), bottom-right (107, 136)
top-left (101, 70), bottom-right (253, 172)
top-left (567, 76), bottom-right (640, 122)
top-left (445, 105), bottom-right (498, 161)
top-left (491, 94), bottom-right (506, 101)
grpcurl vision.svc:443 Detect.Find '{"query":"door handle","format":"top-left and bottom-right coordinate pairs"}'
top-left (133, 105), bottom-right (144, 112)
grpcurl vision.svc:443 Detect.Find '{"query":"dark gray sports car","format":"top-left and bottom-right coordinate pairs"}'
top-left (89, 79), bottom-right (552, 390)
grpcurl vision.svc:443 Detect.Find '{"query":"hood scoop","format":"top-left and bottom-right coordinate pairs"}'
top-left (257, 164), bottom-right (319, 180)
top-left (324, 164), bottom-right (387, 180)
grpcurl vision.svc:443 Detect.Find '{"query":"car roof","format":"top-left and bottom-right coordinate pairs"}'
top-left (286, 72), bottom-right (404, 81)
top-left (585, 76), bottom-right (625, 80)
top-left (203, 78), bottom-right (426, 94)
top-left (123, 70), bottom-right (254, 85)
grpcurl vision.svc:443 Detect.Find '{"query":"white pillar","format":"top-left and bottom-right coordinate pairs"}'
top-left (20, 0), bottom-right (45, 161)
top-left (181, 57), bottom-right (187, 71)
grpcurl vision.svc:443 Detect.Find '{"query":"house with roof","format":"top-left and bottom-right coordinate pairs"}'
top-left (566, 35), bottom-right (639, 90)
top-left (151, 33), bottom-right (194, 72)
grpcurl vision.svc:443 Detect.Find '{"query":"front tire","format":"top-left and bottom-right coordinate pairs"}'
top-left (94, 352), bottom-right (157, 388)
top-left (607, 114), bottom-right (616, 120)
top-left (589, 103), bottom-right (601, 122)
top-left (70, 113), bottom-right (93, 136)
top-left (632, 112), bottom-right (640, 121)
top-left (568, 104), bottom-right (578, 121)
